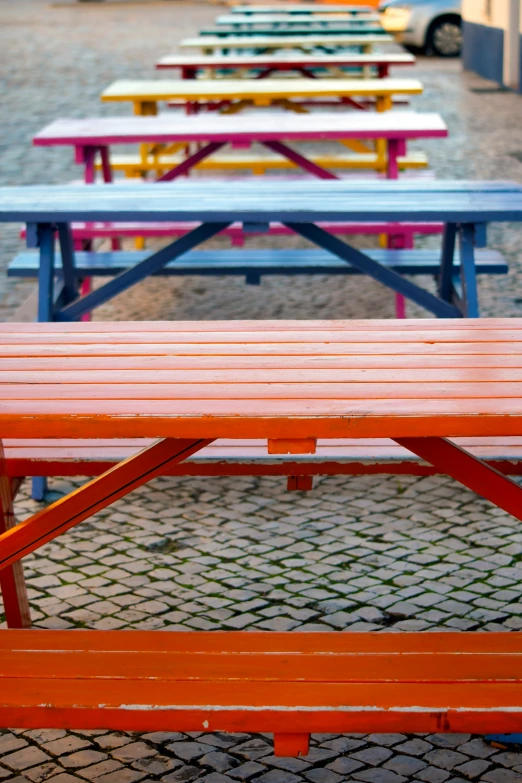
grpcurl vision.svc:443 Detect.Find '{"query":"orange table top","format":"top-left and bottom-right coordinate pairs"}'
top-left (1, 319), bottom-right (522, 440)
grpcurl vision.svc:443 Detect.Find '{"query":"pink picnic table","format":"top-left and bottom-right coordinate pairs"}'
top-left (33, 111), bottom-right (448, 182)
top-left (155, 52), bottom-right (416, 79)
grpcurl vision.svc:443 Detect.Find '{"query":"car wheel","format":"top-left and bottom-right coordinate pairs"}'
top-left (426, 15), bottom-right (462, 57)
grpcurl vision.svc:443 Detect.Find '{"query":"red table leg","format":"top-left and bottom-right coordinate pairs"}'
top-left (0, 443), bottom-right (30, 628)
top-left (395, 437), bottom-right (522, 521)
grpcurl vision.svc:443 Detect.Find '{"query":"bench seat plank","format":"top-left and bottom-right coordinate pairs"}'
top-left (1, 631), bottom-right (522, 735)
top-left (4, 437), bottom-right (522, 478)
top-left (95, 152), bottom-right (429, 174)
top-left (8, 247), bottom-right (507, 279)
top-left (34, 114), bottom-right (447, 146)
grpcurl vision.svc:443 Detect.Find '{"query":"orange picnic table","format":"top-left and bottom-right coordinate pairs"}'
top-left (2, 319), bottom-right (522, 750)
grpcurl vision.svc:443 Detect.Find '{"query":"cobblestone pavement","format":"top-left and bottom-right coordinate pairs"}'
top-left (3, 1), bottom-right (522, 782)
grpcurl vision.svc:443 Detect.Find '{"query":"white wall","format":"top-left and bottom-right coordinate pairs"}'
top-left (462, 0), bottom-right (511, 28)
top-left (462, 0), bottom-right (520, 88)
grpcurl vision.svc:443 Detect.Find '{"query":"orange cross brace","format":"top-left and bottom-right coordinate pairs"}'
top-left (395, 436), bottom-right (522, 522)
top-left (0, 437), bottom-right (213, 573)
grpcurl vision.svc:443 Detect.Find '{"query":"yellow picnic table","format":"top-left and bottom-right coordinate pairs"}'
top-left (101, 77), bottom-right (423, 115)
top-left (180, 32), bottom-right (393, 54)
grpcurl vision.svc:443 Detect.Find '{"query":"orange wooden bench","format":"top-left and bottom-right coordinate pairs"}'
top-left (6, 437), bottom-right (522, 495)
top-left (3, 319), bottom-right (522, 749)
top-left (2, 629), bottom-right (522, 756)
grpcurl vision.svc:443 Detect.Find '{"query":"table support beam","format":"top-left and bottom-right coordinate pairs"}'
top-left (284, 222), bottom-right (461, 318)
top-left (157, 142), bottom-right (227, 182)
top-left (0, 438), bottom-right (213, 574)
top-left (55, 222), bottom-right (231, 320)
top-left (262, 140), bottom-right (339, 180)
top-left (395, 437), bottom-right (522, 522)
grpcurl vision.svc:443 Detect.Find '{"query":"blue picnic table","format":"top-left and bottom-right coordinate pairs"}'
top-left (215, 13), bottom-right (382, 31)
top-left (230, 5), bottom-right (375, 15)
top-left (2, 180), bottom-right (520, 322)
top-left (200, 23), bottom-right (387, 36)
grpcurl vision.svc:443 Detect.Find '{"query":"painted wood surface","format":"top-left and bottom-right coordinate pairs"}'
top-left (1, 630), bottom-right (522, 735)
top-left (155, 52), bottom-right (415, 70)
top-left (217, 13), bottom-right (380, 24)
top-left (4, 320), bottom-right (522, 439)
top-left (11, 247), bottom-right (502, 277)
top-left (180, 33), bottom-right (393, 50)
top-left (212, 21), bottom-right (382, 33)
top-left (232, 5), bottom-right (374, 13)
top-left (231, 5), bottom-right (375, 14)
top-left (5, 436), bottom-right (522, 480)
top-left (0, 443), bottom-right (30, 628)
top-left (33, 113), bottom-right (447, 146)
top-left (101, 77), bottom-right (422, 103)
top-left (18, 220), bottom-right (445, 241)
top-left (0, 180), bottom-right (521, 223)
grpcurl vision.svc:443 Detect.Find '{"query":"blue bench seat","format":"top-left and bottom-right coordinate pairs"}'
top-left (8, 247), bottom-right (508, 286)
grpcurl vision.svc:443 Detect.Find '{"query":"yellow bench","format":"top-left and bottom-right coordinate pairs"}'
top-left (96, 150), bottom-right (429, 177)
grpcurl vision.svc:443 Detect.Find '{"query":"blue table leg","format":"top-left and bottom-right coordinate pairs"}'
top-left (36, 223), bottom-right (56, 322)
top-left (31, 477), bottom-right (47, 502)
top-left (437, 223), bottom-right (457, 303)
top-left (459, 223), bottom-right (480, 318)
top-left (485, 734), bottom-right (522, 747)
top-left (57, 223), bottom-right (79, 304)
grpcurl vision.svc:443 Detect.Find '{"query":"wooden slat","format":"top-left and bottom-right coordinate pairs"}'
top-left (0, 342), bottom-right (522, 366)
top-left (3, 629), bottom-right (522, 653)
top-left (7, 355), bottom-right (522, 370)
top-left (3, 650), bottom-right (522, 682)
top-left (4, 329), bottom-right (522, 344)
top-left (4, 368), bottom-right (522, 383)
top-left (3, 382), bottom-right (522, 400)
top-left (156, 53), bottom-right (416, 69)
top-left (1, 632), bottom-right (522, 734)
top-left (4, 317), bottom-right (522, 331)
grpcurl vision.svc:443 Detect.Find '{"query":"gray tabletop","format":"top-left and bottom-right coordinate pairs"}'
top-left (2, 181), bottom-right (522, 224)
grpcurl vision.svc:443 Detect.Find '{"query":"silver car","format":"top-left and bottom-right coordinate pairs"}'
top-left (378, 0), bottom-right (462, 57)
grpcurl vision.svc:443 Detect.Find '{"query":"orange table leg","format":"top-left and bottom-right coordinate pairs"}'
top-left (0, 443), bottom-right (30, 628)
top-left (287, 476), bottom-right (314, 491)
top-left (0, 438), bottom-right (213, 574)
top-left (274, 734), bottom-right (310, 757)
